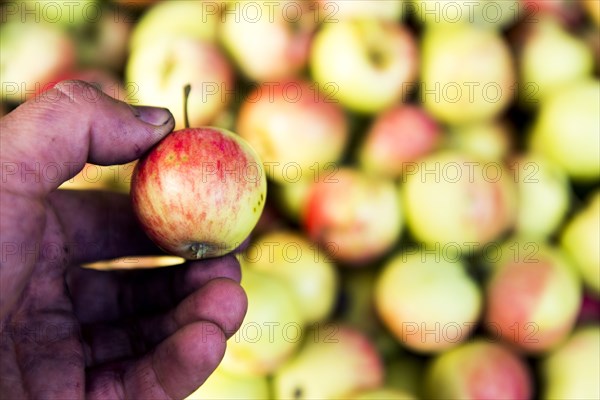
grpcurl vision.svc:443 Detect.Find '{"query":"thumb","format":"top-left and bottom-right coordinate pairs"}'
top-left (0, 80), bottom-right (175, 196)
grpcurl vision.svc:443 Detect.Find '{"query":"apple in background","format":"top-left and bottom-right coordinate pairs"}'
top-left (301, 168), bottom-right (403, 265)
top-left (185, 362), bottom-right (270, 400)
top-left (402, 151), bottom-right (517, 252)
top-left (420, 24), bottom-right (515, 125)
top-left (315, 0), bottom-right (404, 21)
top-left (220, 265), bottom-right (304, 376)
top-left (540, 324), bottom-right (600, 399)
top-left (347, 388), bottom-right (415, 400)
top-left (0, 21), bottom-right (76, 104)
top-left (580, 0), bottom-right (600, 25)
top-left (446, 120), bottom-right (513, 162)
top-left (520, 0), bottom-right (583, 27)
top-left (131, 127), bottom-right (267, 260)
top-left (125, 37), bottom-right (234, 130)
top-left (484, 241), bottom-right (582, 353)
top-left (310, 18), bottom-right (418, 114)
top-left (58, 163), bottom-right (118, 191)
top-left (561, 191), bottom-right (600, 296)
top-left (5, 0), bottom-right (100, 28)
top-left (129, 1), bottom-right (220, 50)
top-left (236, 80), bottom-right (349, 185)
top-left (272, 179), bottom-right (313, 222)
top-left (517, 16), bottom-right (594, 105)
top-left (357, 105), bottom-right (441, 179)
top-left (423, 340), bottom-right (533, 400)
top-left (219, 0), bottom-right (317, 81)
top-left (529, 79), bottom-right (600, 182)
top-left (375, 251), bottom-right (482, 353)
top-left (411, 0), bottom-right (520, 30)
top-left (272, 324), bottom-right (384, 399)
top-left (82, 255), bottom-right (185, 271)
top-left (510, 154), bottom-right (571, 240)
top-left (241, 230), bottom-right (339, 325)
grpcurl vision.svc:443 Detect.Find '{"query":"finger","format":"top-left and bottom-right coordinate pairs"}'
top-left (48, 190), bottom-right (160, 264)
top-left (0, 80), bottom-right (174, 196)
top-left (67, 254), bottom-right (242, 324)
top-left (82, 278), bottom-right (247, 366)
top-left (86, 322), bottom-right (227, 399)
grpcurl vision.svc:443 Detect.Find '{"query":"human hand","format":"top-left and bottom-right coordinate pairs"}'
top-left (0, 81), bottom-right (248, 399)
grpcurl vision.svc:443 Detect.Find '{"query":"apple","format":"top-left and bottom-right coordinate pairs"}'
top-left (484, 241), bottom-right (582, 353)
top-left (125, 37), bottom-right (234, 130)
top-left (272, 179), bottom-right (313, 222)
top-left (236, 79), bottom-right (349, 185)
top-left (59, 163), bottom-right (120, 191)
top-left (131, 126), bottom-right (267, 260)
top-left (423, 340), bottom-right (533, 399)
top-left (410, 0), bottom-right (520, 30)
top-left (185, 362), bottom-right (270, 400)
top-left (374, 250), bottom-right (482, 353)
top-left (540, 324), bottom-right (600, 399)
top-left (560, 191), bottom-right (600, 295)
top-left (301, 168), bottom-right (403, 265)
top-left (580, 0), bottom-right (600, 25)
top-left (219, 0), bottom-right (317, 81)
top-left (220, 265), bottom-right (304, 376)
top-left (518, 16), bottom-right (594, 105)
top-left (347, 388), bottom-right (415, 400)
top-left (314, 0), bottom-right (404, 21)
top-left (420, 24), bottom-right (515, 125)
top-left (241, 229), bottom-right (339, 325)
top-left (446, 120), bottom-right (512, 161)
top-left (272, 324), bottom-right (384, 399)
top-left (529, 78), bottom-right (600, 182)
top-left (5, 0), bottom-right (101, 28)
top-left (82, 255), bottom-right (185, 271)
top-left (510, 154), bottom-right (571, 240)
top-left (357, 105), bottom-right (441, 178)
top-left (402, 151), bottom-right (517, 252)
top-left (130, 0), bottom-right (220, 50)
top-left (310, 18), bottom-right (418, 114)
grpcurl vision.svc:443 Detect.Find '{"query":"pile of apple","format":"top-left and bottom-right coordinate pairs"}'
top-left (2, 0), bottom-right (599, 399)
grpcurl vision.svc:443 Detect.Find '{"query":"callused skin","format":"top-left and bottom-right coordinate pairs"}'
top-left (131, 127), bottom-right (267, 260)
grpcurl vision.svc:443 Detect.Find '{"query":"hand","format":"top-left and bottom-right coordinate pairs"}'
top-left (0, 81), bottom-right (248, 399)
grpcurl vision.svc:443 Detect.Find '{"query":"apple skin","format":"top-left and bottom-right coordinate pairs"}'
top-left (130, 127), bottom-right (267, 260)
top-left (446, 120), bottom-right (512, 161)
top-left (423, 340), bottom-right (533, 400)
top-left (540, 324), bottom-right (600, 400)
top-left (272, 324), bottom-right (384, 399)
top-left (561, 191), bottom-right (600, 295)
top-left (236, 80), bottom-right (349, 185)
top-left (529, 79), bottom-right (600, 182)
top-left (358, 105), bottom-right (441, 178)
top-left (484, 241), bottom-right (582, 353)
top-left (186, 367), bottom-right (269, 400)
top-left (310, 18), bottom-right (418, 114)
top-left (374, 251), bottom-right (482, 353)
top-left (301, 168), bottom-right (403, 265)
top-left (420, 24), bottom-right (515, 125)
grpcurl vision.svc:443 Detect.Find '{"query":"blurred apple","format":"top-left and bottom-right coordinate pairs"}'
top-left (220, 266), bottom-right (304, 376)
top-left (511, 154), bottom-right (571, 240)
top-left (411, 0), bottom-right (520, 30)
top-left (402, 151), bottom-right (517, 252)
top-left (310, 18), bottom-right (418, 114)
top-left (5, 0), bottom-right (100, 28)
top-left (561, 191), bottom-right (600, 295)
top-left (125, 37), bottom-right (233, 130)
top-left (375, 250), bottom-right (482, 353)
top-left (529, 78), bottom-right (600, 182)
top-left (358, 105), bottom-right (441, 178)
top-left (0, 21), bottom-right (76, 103)
top-left (484, 241), bottom-right (582, 353)
top-left (347, 388), bottom-right (415, 400)
top-left (242, 230), bottom-right (339, 325)
top-left (520, 0), bottom-right (583, 26)
top-left (446, 120), bottom-right (512, 161)
top-left (540, 324), bottom-right (600, 399)
top-left (272, 324), bottom-right (384, 399)
top-left (130, 1), bottom-right (219, 50)
top-left (272, 179), bottom-right (313, 222)
top-left (219, 0), bottom-right (317, 81)
top-left (420, 24), bottom-right (515, 125)
top-left (58, 163), bottom-right (118, 191)
top-left (236, 79), bottom-right (349, 185)
top-left (302, 168), bottom-right (403, 265)
top-left (186, 363), bottom-right (270, 400)
top-left (423, 340), bottom-right (533, 400)
top-left (580, 0), bottom-right (600, 25)
top-left (315, 0), bottom-right (404, 21)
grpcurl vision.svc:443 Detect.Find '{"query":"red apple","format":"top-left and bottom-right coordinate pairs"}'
top-left (131, 127), bottom-right (267, 260)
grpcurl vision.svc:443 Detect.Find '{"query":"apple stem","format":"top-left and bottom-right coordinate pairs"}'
top-left (183, 84), bottom-right (191, 128)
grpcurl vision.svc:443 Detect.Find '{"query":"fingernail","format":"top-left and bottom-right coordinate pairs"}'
top-left (131, 105), bottom-right (173, 126)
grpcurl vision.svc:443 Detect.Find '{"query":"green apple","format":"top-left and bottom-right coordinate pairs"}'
top-left (242, 230), bottom-right (339, 325)
top-left (5, 0), bottom-right (100, 28)
top-left (272, 324), bottom-right (384, 399)
top-left (561, 191), bottom-right (600, 295)
top-left (186, 364), bottom-right (270, 400)
top-left (310, 18), bottom-right (418, 114)
top-left (272, 179), bottom-right (313, 222)
top-left (423, 340), bottom-right (533, 399)
top-left (420, 24), bottom-right (515, 125)
top-left (540, 324), bottom-right (600, 399)
top-left (446, 120), bottom-right (512, 161)
top-left (314, 0), bottom-right (405, 21)
top-left (529, 78), bottom-right (600, 182)
top-left (220, 265), bottom-right (304, 376)
top-left (411, 0), bottom-right (520, 30)
top-left (375, 250), bottom-right (482, 353)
